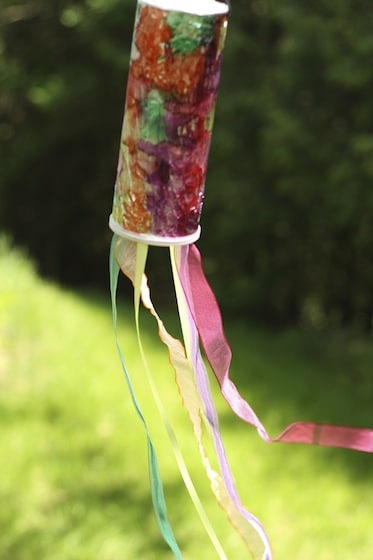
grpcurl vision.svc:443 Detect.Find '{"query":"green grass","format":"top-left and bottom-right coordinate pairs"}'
top-left (1, 237), bottom-right (372, 559)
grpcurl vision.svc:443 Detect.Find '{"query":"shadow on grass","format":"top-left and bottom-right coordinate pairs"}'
top-left (65, 477), bottom-right (187, 557)
top-left (1, 477), bottom-right (185, 560)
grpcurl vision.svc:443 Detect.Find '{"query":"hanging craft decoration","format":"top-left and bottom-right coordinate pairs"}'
top-left (109, 1), bottom-right (373, 558)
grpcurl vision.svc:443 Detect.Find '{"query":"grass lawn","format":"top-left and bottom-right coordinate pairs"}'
top-left (1, 237), bottom-right (372, 559)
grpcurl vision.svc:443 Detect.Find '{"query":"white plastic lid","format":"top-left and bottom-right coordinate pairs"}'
top-left (109, 215), bottom-right (201, 246)
top-left (141, 0), bottom-right (229, 16)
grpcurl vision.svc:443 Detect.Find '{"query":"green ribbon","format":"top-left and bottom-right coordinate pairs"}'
top-left (109, 235), bottom-right (182, 560)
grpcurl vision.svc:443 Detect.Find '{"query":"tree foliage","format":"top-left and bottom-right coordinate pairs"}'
top-left (1, 0), bottom-right (373, 327)
top-left (1, 0), bottom-right (136, 285)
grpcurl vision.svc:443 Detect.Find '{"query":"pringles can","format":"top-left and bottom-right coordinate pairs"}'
top-left (109, 0), bottom-right (229, 246)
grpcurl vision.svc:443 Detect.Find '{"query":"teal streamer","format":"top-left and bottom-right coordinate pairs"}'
top-left (109, 235), bottom-right (182, 560)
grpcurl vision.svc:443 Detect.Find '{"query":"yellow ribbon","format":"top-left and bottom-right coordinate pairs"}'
top-left (114, 237), bottom-right (228, 560)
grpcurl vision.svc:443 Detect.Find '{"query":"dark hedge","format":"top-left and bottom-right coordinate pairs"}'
top-left (1, 0), bottom-right (372, 327)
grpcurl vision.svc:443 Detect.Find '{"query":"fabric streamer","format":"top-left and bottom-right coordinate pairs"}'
top-left (108, 1), bottom-right (373, 558)
top-left (109, 239), bottom-right (182, 560)
top-left (113, 237), bottom-right (230, 559)
top-left (174, 244), bottom-right (373, 454)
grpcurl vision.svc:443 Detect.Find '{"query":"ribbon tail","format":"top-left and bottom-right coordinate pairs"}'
top-left (177, 243), bottom-right (373, 453)
top-left (114, 236), bottom-right (228, 560)
top-left (171, 246), bottom-right (272, 560)
top-left (110, 236), bottom-right (182, 560)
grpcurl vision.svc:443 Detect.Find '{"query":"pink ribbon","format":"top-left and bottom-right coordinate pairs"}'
top-left (178, 244), bottom-right (373, 453)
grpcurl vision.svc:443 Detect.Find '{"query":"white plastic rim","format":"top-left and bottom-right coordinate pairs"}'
top-left (109, 215), bottom-right (201, 246)
top-left (141, 0), bottom-right (229, 16)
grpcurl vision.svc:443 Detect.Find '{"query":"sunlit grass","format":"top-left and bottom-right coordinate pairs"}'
top-left (1, 237), bottom-right (372, 559)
